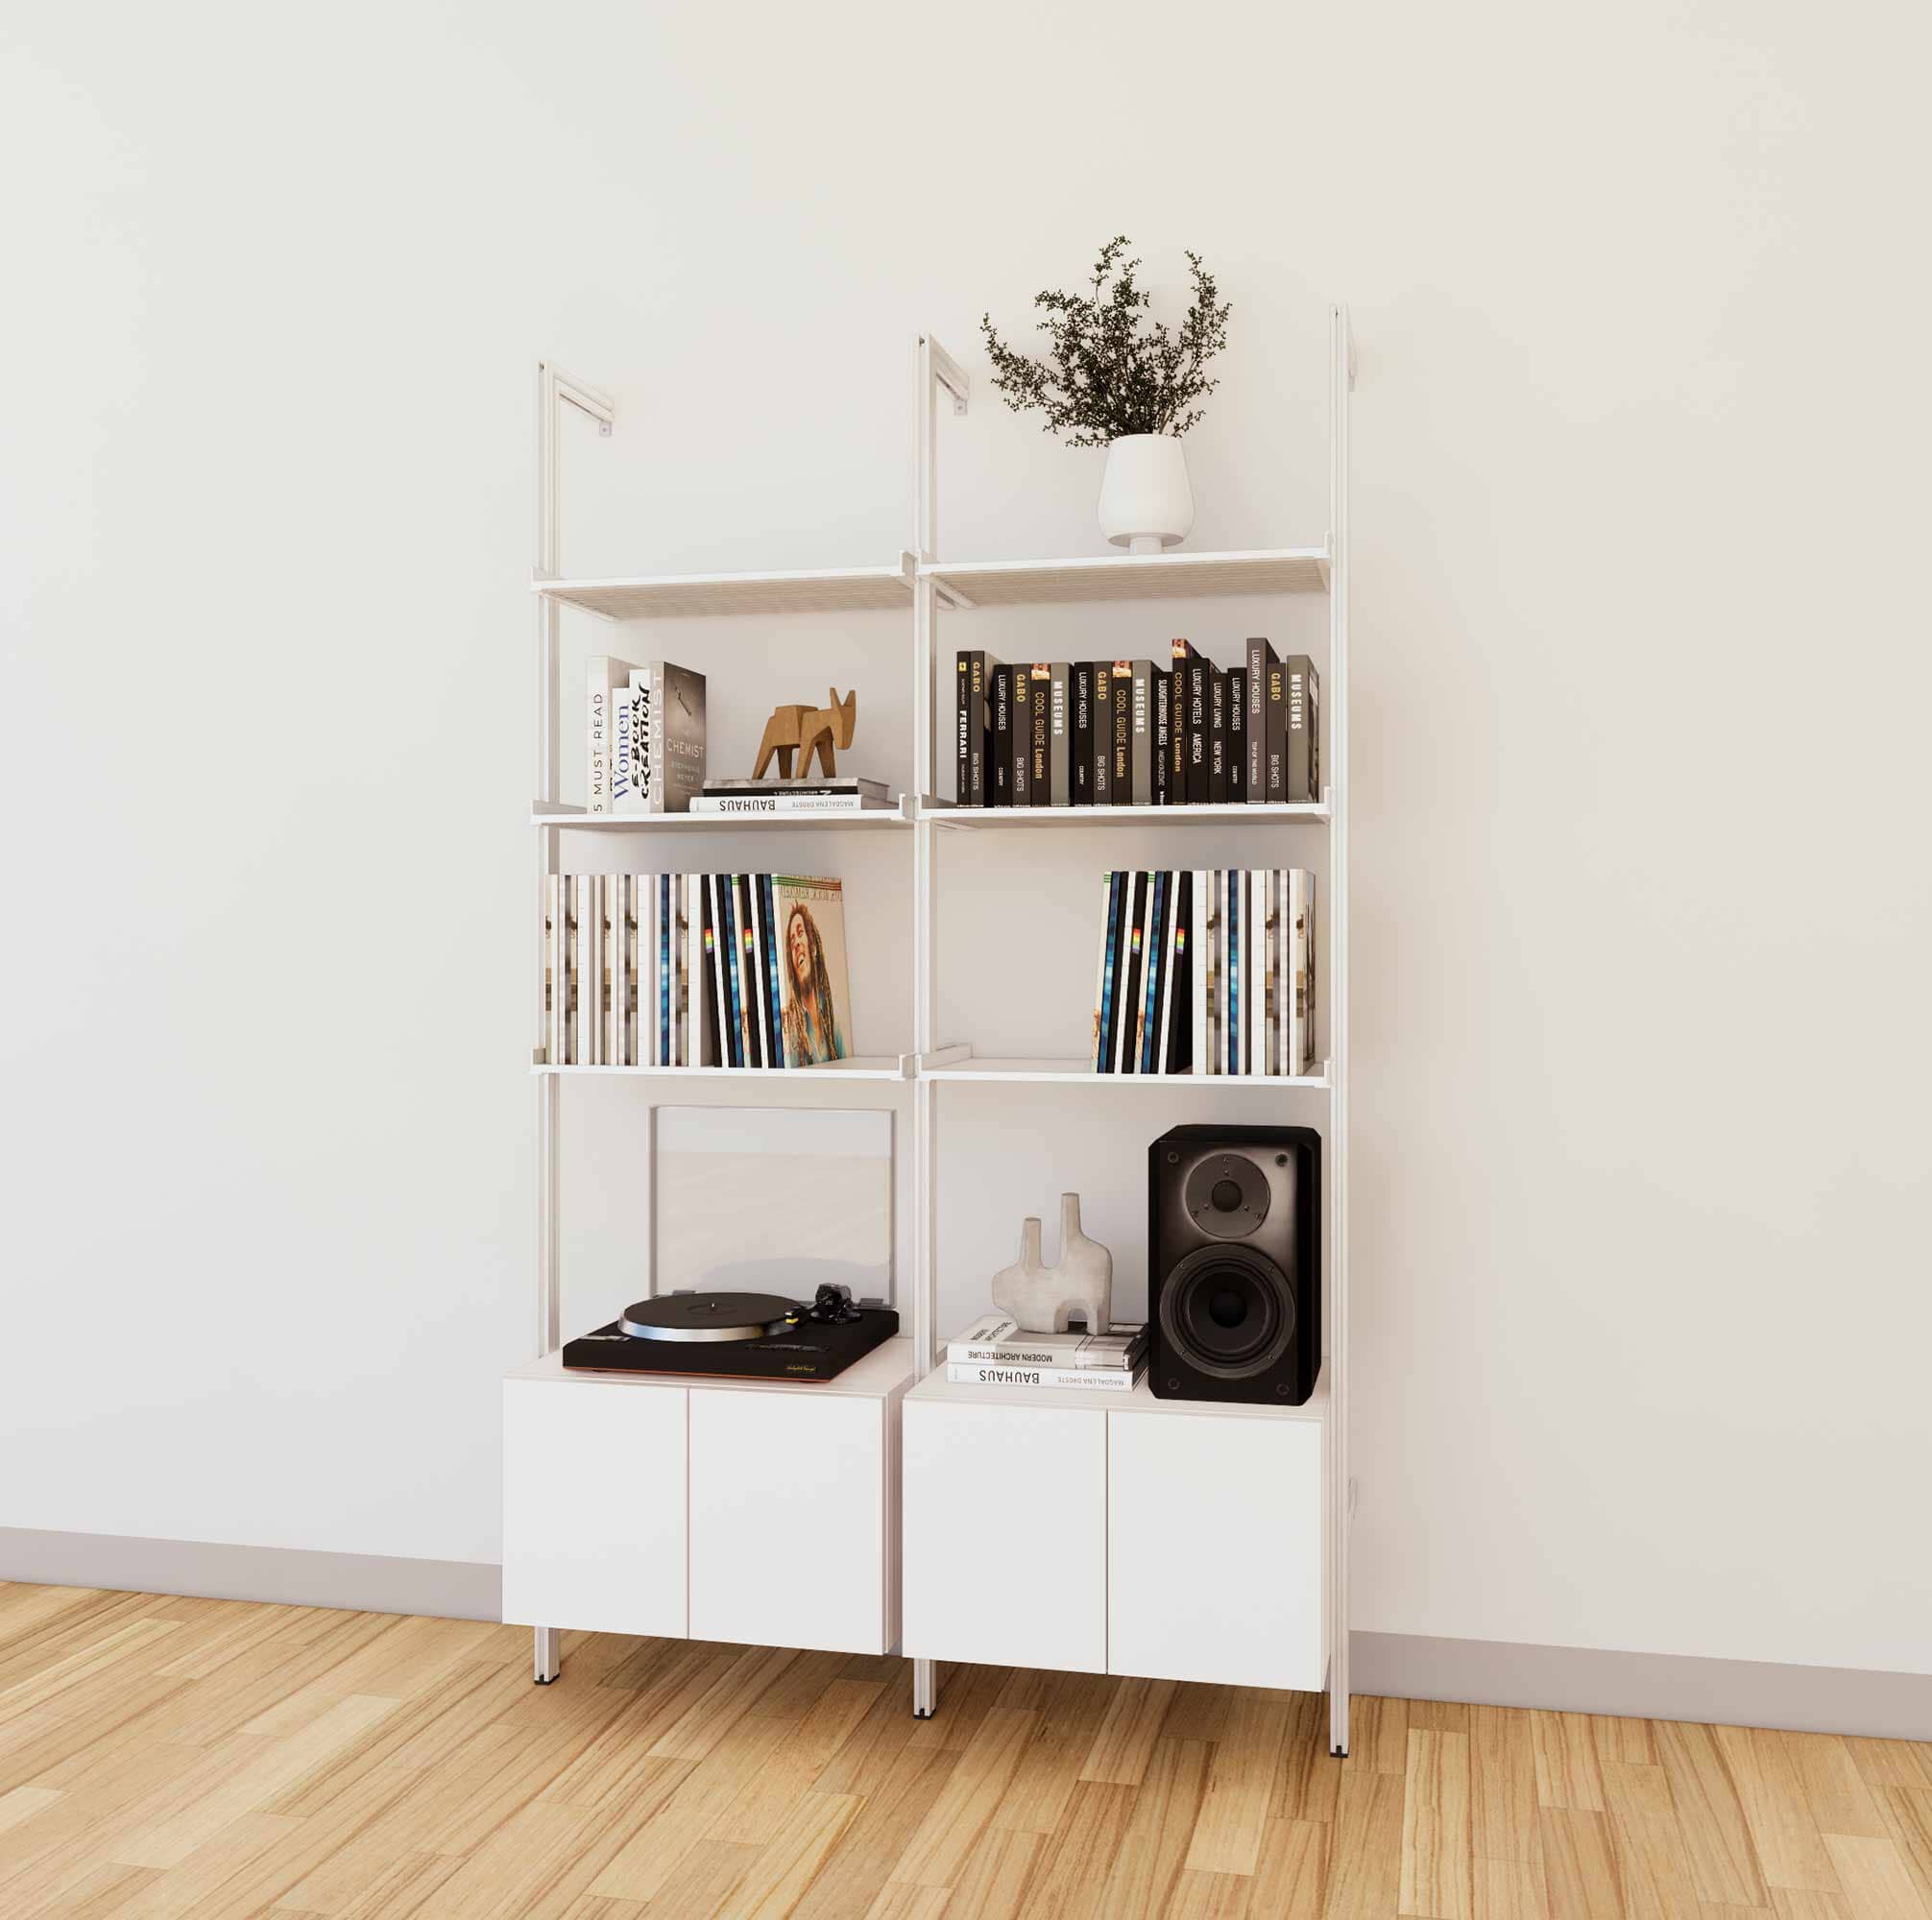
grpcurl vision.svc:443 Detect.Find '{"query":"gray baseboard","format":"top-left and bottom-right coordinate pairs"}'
top-left (1353, 1629), bottom-right (1932, 1741)
top-left (0, 1527), bottom-right (500, 1623)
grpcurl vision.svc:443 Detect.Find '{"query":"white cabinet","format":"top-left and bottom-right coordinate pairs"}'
top-left (502, 1369), bottom-right (688, 1639)
top-left (1108, 1404), bottom-right (1324, 1691)
top-left (902, 1372), bottom-right (1327, 1691)
top-left (903, 1395), bottom-right (1107, 1674)
top-left (502, 1341), bottom-right (912, 1660)
top-left (690, 1383), bottom-right (900, 1655)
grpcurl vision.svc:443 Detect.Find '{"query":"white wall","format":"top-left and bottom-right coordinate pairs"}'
top-left (5, 1), bottom-right (1930, 1676)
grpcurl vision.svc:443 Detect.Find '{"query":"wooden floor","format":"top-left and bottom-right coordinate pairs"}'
top-left (2, 1587), bottom-right (1929, 1918)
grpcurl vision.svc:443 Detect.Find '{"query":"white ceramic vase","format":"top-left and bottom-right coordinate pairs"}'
top-left (1098, 434), bottom-right (1195, 555)
top-left (989, 1193), bottom-right (1115, 1334)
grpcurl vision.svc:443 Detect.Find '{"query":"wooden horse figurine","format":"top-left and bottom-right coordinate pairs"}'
top-left (753, 687), bottom-right (857, 780)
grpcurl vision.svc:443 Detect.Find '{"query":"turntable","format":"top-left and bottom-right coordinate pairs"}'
top-left (563, 1284), bottom-right (899, 1383)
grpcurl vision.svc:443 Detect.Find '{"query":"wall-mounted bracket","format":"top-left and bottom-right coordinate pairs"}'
top-left (923, 337), bottom-right (969, 416)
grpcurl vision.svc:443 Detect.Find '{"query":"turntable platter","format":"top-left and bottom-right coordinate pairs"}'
top-left (616, 1292), bottom-right (801, 1344)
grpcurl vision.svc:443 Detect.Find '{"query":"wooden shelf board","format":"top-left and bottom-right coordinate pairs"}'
top-left (532, 804), bottom-right (911, 831)
top-left (920, 1056), bottom-right (1331, 1089)
top-left (908, 1363), bottom-right (1329, 1423)
top-left (919, 798), bottom-right (1328, 828)
top-left (922, 547), bottom-right (1328, 608)
top-left (533, 565), bottom-right (909, 619)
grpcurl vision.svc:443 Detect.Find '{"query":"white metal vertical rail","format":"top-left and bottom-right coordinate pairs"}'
top-left (533, 361), bottom-right (614, 1685)
top-left (910, 334), bottom-right (966, 1717)
top-left (1327, 306), bottom-right (1354, 1756)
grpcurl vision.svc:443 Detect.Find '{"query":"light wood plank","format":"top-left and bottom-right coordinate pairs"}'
top-left (723, 1789), bottom-right (859, 1919)
top-left (1272, 1731), bottom-right (1341, 1826)
top-left (1785, 1733), bottom-right (1887, 1839)
top-left (1849, 1740), bottom-right (1932, 1792)
top-left (1601, 1760), bottom-right (1702, 1920)
top-left (1093, 1737), bottom-right (1211, 1920)
top-left (649, 1645), bottom-right (803, 1762)
top-left (1537, 1808), bottom-right (1623, 1920)
top-left (1164, 1867), bottom-right (1253, 1917)
top-left (1470, 1856), bottom-right (1547, 1919)
top-left (1717, 1725), bottom-right (1838, 1893)
top-left (1531, 1711), bottom-right (1606, 1812)
top-left (1653, 1718), bottom-right (1770, 1909)
top-left (1338, 1695), bottom-right (1408, 1776)
top-left (1400, 1729), bottom-right (1473, 1919)
top-left (1472, 1704), bottom-right (1542, 1866)
top-left (1819, 1834), bottom-right (1923, 1919)
top-left (1323, 1771), bottom-right (1406, 1920)
top-left (1081, 1679), bottom-right (1178, 1787)
top-left (1248, 1816), bottom-right (1327, 1918)
top-left (719, 1679), bottom-right (884, 1845)
top-left (943, 1828), bottom-right (1043, 1920)
top-left (889, 1708), bottom-right (1041, 1889)
top-left (0, 1786), bottom-right (63, 1836)
top-left (1878, 1785), bottom-right (1932, 1915)
top-left (862, 1884), bottom-right (954, 1920)
top-left (1768, 1890), bottom-right (1857, 1920)
top-left (1004, 1781), bottom-right (1135, 1920)
top-left (1184, 1686), bottom-right (1292, 1876)
top-left (989, 1731), bottom-right (1085, 1837)
top-left (792, 1752), bottom-right (960, 1920)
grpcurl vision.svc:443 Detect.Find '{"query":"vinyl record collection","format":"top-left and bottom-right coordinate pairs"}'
top-left (1092, 869), bottom-right (1317, 1077)
top-left (543, 874), bottom-right (854, 1068)
top-left (956, 639), bottom-right (1318, 807)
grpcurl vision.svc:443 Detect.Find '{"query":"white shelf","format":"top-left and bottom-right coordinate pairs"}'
top-left (922, 546), bottom-right (1328, 609)
top-left (533, 1056), bottom-right (910, 1081)
top-left (532, 802), bottom-right (912, 831)
top-left (533, 564), bottom-right (910, 620)
top-left (907, 1362), bottom-right (1328, 1424)
top-left (919, 1052), bottom-right (1331, 1090)
top-left (918, 797), bottom-right (1328, 829)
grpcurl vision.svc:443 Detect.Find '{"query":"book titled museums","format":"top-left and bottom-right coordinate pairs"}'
top-left (956, 638), bottom-right (1318, 807)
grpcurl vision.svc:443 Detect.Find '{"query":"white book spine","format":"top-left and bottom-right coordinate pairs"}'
top-left (1091, 875), bottom-right (1111, 1072)
top-left (545, 875), bottom-right (563, 1065)
top-left (688, 795), bottom-right (891, 815)
top-left (1154, 871), bottom-right (1177, 1075)
top-left (945, 1343), bottom-right (1146, 1369)
top-left (747, 872), bottom-right (772, 1069)
top-left (1244, 869), bottom-right (1260, 1075)
top-left (606, 875), bottom-right (624, 1068)
top-left (682, 876), bottom-right (699, 1066)
top-left (1288, 868), bottom-right (1306, 1076)
top-left (1191, 868), bottom-right (1207, 1076)
top-left (707, 875), bottom-right (730, 1067)
top-left (945, 1364), bottom-right (1139, 1393)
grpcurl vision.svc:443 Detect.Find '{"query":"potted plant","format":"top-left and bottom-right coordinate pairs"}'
top-left (981, 236), bottom-right (1231, 553)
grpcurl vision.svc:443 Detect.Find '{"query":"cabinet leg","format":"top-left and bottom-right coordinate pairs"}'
top-left (533, 1625), bottom-right (562, 1685)
top-left (912, 1657), bottom-right (936, 1717)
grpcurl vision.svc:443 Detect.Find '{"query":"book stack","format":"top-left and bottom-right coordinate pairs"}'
top-left (1092, 869), bottom-right (1317, 1077)
top-left (543, 873), bottom-right (855, 1068)
top-left (954, 642), bottom-right (1318, 807)
top-left (943, 1314), bottom-right (1148, 1393)
top-left (690, 778), bottom-right (895, 817)
top-left (590, 657), bottom-right (707, 814)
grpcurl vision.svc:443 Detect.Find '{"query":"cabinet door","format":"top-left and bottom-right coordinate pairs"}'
top-left (502, 1379), bottom-right (688, 1639)
top-left (688, 1387), bottom-right (894, 1655)
top-left (903, 1399), bottom-right (1106, 1674)
top-left (1107, 1410), bottom-right (1323, 1690)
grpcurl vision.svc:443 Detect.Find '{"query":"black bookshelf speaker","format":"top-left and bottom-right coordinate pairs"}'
top-left (1147, 1124), bottom-right (1321, 1404)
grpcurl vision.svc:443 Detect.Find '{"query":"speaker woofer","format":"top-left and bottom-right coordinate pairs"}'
top-left (1157, 1244), bottom-right (1295, 1380)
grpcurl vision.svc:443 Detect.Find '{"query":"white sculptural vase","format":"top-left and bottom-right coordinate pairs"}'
top-left (990, 1193), bottom-right (1114, 1334)
top-left (1098, 434), bottom-right (1195, 555)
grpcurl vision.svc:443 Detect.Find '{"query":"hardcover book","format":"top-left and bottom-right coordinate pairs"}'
top-left (1116, 872), bottom-right (1150, 1074)
top-left (587, 657), bottom-right (640, 812)
top-left (991, 664), bottom-right (1014, 805)
top-left (1286, 656), bottom-right (1320, 803)
top-left (1072, 664), bottom-right (1096, 804)
top-left (707, 777), bottom-right (887, 797)
top-left (690, 793), bottom-right (893, 815)
top-left (1110, 660), bottom-right (1139, 802)
top-left (1208, 668), bottom-right (1229, 804)
top-left (1227, 667), bottom-right (1247, 804)
top-left (1170, 640), bottom-right (1194, 800)
top-left (1125, 659), bottom-right (1156, 804)
top-left (945, 1314), bottom-right (1147, 1367)
top-left (1185, 658), bottom-right (1209, 803)
top-left (1048, 663), bottom-right (1072, 806)
top-left (1027, 665), bottom-right (1051, 804)
top-left (740, 875), bottom-right (769, 1068)
top-left (774, 876), bottom-right (853, 1065)
top-left (944, 1363), bottom-right (1142, 1392)
top-left (1152, 669), bottom-right (1171, 805)
top-left (1244, 638), bottom-right (1279, 800)
top-left (1264, 659), bottom-right (1288, 801)
top-left (956, 652), bottom-right (1000, 806)
top-left (1094, 872), bottom-right (1124, 1070)
top-left (621, 661), bottom-right (707, 813)
top-left (1092, 664), bottom-right (1116, 804)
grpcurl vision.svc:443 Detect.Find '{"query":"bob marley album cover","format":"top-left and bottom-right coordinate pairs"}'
top-left (773, 876), bottom-right (854, 1066)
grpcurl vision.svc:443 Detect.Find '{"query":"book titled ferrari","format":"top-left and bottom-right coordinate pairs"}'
top-left (955, 652), bottom-right (1001, 805)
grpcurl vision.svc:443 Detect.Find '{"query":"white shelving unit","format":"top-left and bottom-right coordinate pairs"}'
top-left (520, 311), bottom-right (1354, 1753)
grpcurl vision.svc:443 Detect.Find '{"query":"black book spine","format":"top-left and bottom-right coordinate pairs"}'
top-left (1096, 871), bottom-right (1123, 1069)
top-left (1227, 668), bottom-right (1247, 804)
top-left (1110, 661), bottom-right (1133, 803)
top-left (1208, 668), bottom-right (1229, 803)
top-left (1286, 656), bottom-right (1317, 802)
top-left (1186, 660), bottom-right (1209, 803)
top-left (1072, 664), bottom-right (1095, 804)
top-left (1265, 659), bottom-right (1288, 801)
top-left (1244, 638), bottom-right (1276, 800)
top-left (699, 876), bottom-right (720, 1066)
top-left (1010, 664), bottom-right (1032, 808)
top-left (1129, 660), bottom-right (1155, 804)
top-left (962, 652), bottom-right (999, 806)
top-left (991, 664), bottom-right (1013, 806)
top-left (1140, 871), bottom-right (1168, 1070)
top-left (1049, 663), bottom-right (1072, 806)
top-left (1152, 669), bottom-right (1171, 805)
top-left (736, 875), bottom-right (762, 1068)
top-left (1092, 665), bottom-right (1115, 805)
top-left (955, 654), bottom-right (970, 806)
top-left (1027, 665), bottom-right (1051, 805)
top-left (713, 875), bottom-right (739, 1068)
top-left (1168, 871), bottom-right (1193, 1071)
top-left (1117, 872), bottom-right (1148, 1073)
